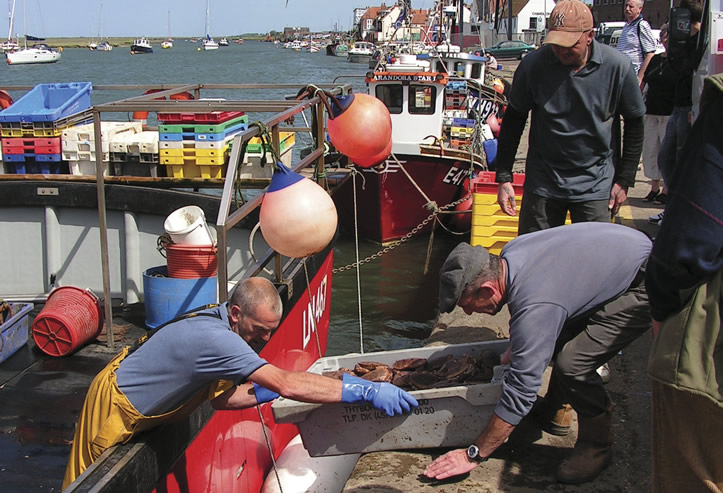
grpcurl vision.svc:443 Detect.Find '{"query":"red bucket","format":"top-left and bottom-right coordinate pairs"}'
top-left (166, 243), bottom-right (217, 279)
top-left (32, 286), bottom-right (104, 357)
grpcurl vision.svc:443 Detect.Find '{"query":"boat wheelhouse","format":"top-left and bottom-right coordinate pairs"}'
top-left (334, 50), bottom-right (506, 244)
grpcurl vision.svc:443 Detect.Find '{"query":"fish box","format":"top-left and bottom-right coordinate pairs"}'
top-left (272, 340), bottom-right (509, 457)
top-left (0, 82), bottom-right (92, 122)
top-left (1, 303), bottom-right (34, 363)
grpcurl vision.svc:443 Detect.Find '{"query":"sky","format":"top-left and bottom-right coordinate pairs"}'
top-left (4, 0), bottom-right (432, 38)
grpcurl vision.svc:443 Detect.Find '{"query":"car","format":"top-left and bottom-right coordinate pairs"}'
top-left (482, 40), bottom-right (536, 59)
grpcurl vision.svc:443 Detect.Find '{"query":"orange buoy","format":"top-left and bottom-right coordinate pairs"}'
top-left (487, 113), bottom-right (500, 137)
top-left (0, 90), bottom-right (13, 110)
top-left (327, 94), bottom-right (392, 162)
top-left (451, 192), bottom-right (473, 230)
top-left (259, 163), bottom-right (338, 258)
top-left (132, 89), bottom-right (167, 122)
top-left (351, 137), bottom-right (392, 168)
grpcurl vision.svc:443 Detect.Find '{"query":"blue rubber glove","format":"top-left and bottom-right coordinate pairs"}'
top-left (341, 373), bottom-right (418, 416)
top-left (252, 382), bottom-right (280, 404)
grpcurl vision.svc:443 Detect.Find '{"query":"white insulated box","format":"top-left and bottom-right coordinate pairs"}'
top-left (272, 340), bottom-right (509, 457)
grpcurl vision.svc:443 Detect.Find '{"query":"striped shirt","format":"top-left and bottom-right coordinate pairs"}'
top-left (617, 16), bottom-right (656, 74)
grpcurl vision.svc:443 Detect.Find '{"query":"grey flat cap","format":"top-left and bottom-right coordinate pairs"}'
top-left (438, 242), bottom-right (491, 313)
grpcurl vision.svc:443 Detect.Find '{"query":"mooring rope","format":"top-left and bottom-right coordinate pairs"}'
top-left (350, 168), bottom-right (365, 353)
top-left (255, 403), bottom-right (283, 493)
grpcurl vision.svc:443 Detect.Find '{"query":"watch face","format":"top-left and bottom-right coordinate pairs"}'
top-left (467, 444), bottom-right (480, 460)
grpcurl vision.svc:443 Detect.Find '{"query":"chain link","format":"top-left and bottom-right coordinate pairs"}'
top-left (333, 195), bottom-right (471, 273)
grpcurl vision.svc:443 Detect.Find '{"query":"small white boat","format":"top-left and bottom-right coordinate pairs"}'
top-left (161, 40), bottom-right (173, 49)
top-left (87, 41), bottom-right (98, 50)
top-left (6, 43), bottom-right (61, 64)
top-left (218, 37), bottom-right (229, 46)
top-left (130, 37), bottom-right (153, 54)
top-left (1, 39), bottom-right (19, 52)
top-left (97, 40), bottom-right (112, 51)
top-left (202, 36), bottom-right (218, 50)
top-left (347, 41), bottom-right (375, 63)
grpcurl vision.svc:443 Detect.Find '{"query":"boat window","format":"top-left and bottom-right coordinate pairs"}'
top-left (409, 85), bottom-right (436, 115)
top-left (454, 62), bottom-right (466, 77)
top-left (435, 60), bottom-right (448, 73)
top-left (471, 63), bottom-right (482, 79)
top-left (375, 85), bottom-right (403, 114)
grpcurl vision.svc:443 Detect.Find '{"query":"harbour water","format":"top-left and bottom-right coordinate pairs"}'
top-left (2, 40), bottom-right (461, 356)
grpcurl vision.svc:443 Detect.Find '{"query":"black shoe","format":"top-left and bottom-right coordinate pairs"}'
top-left (653, 193), bottom-right (667, 205)
top-left (643, 190), bottom-right (659, 202)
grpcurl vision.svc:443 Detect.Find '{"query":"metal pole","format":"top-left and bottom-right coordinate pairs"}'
top-left (93, 110), bottom-right (114, 348)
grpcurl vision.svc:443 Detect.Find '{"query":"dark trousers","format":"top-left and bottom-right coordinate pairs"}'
top-left (518, 192), bottom-right (611, 236)
top-left (547, 276), bottom-right (651, 418)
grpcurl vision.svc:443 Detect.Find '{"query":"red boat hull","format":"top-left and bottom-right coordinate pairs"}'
top-left (334, 154), bottom-right (471, 244)
top-left (153, 252), bottom-right (333, 493)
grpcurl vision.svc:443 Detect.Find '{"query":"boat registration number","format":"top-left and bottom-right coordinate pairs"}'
top-left (442, 166), bottom-right (471, 187)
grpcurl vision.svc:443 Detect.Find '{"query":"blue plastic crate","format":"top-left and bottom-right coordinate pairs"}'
top-left (3, 153), bottom-right (62, 162)
top-left (6, 161), bottom-right (65, 174)
top-left (452, 118), bottom-right (476, 128)
top-left (483, 138), bottom-right (498, 168)
top-left (0, 82), bottom-right (92, 123)
top-left (1, 302), bottom-right (34, 363)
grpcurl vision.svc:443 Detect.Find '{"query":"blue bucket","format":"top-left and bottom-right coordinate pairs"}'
top-left (143, 266), bottom-right (217, 328)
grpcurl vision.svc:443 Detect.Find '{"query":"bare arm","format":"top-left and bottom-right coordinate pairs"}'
top-left (211, 383), bottom-right (258, 410)
top-left (424, 413), bottom-right (515, 479)
top-left (637, 52), bottom-right (654, 87)
top-left (247, 364), bottom-right (342, 402)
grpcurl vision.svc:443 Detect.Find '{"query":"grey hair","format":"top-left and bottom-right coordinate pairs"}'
top-left (230, 277), bottom-right (283, 319)
top-left (461, 254), bottom-right (503, 297)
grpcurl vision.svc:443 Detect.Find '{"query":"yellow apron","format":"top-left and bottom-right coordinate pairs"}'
top-left (62, 345), bottom-right (233, 489)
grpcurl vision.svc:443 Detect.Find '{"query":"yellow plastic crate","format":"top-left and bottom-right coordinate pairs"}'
top-left (160, 147), bottom-right (228, 158)
top-left (197, 165), bottom-right (224, 179)
top-left (165, 163), bottom-right (200, 178)
top-left (161, 155), bottom-right (227, 166)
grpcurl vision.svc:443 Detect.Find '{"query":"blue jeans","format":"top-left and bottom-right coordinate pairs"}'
top-left (658, 106), bottom-right (691, 186)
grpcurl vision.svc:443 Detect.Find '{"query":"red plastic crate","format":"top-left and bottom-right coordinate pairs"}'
top-left (471, 171), bottom-right (525, 195)
top-left (157, 111), bottom-right (245, 123)
top-left (1, 137), bottom-right (61, 154)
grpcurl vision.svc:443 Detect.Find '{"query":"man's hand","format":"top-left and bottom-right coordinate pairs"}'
top-left (497, 182), bottom-right (517, 216)
top-left (423, 448), bottom-right (478, 480)
top-left (341, 374), bottom-right (418, 416)
top-left (608, 183), bottom-right (628, 218)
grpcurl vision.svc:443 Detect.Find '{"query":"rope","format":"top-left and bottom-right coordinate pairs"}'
top-left (255, 403), bottom-right (283, 493)
top-left (302, 259), bottom-right (323, 359)
top-left (389, 153), bottom-right (438, 213)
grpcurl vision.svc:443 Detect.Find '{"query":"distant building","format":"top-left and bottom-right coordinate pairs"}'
top-left (591, 0), bottom-right (670, 28)
top-left (282, 26), bottom-right (310, 40)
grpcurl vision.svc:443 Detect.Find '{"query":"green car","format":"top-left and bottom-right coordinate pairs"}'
top-left (484, 40), bottom-right (537, 59)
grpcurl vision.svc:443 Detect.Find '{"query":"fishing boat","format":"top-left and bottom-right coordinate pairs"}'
top-left (130, 37), bottom-right (153, 54)
top-left (0, 83), bottom-right (357, 492)
top-left (332, 43), bottom-right (506, 244)
top-left (219, 37), bottom-right (229, 46)
top-left (347, 41), bottom-right (375, 63)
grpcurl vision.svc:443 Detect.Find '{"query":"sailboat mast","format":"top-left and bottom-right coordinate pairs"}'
top-left (205, 0), bottom-right (210, 37)
top-left (7, 0), bottom-right (16, 40)
top-left (167, 10), bottom-right (171, 39)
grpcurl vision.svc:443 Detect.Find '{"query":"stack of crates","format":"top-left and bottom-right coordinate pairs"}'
top-left (0, 82), bottom-right (92, 175)
top-left (445, 80), bottom-right (468, 111)
top-left (110, 131), bottom-right (160, 177)
top-left (470, 172), bottom-right (525, 254)
top-left (158, 111), bottom-right (248, 179)
top-left (62, 121), bottom-right (142, 176)
top-left (448, 117), bottom-right (475, 150)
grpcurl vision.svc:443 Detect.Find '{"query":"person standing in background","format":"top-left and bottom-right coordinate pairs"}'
top-left (646, 73), bottom-right (723, 493)
top-left (650, 0), bottom-right (703, 226)
top-left (640, 24), bottom-right (675, 203)
top-left (617, 0), bottom-right (657, 84)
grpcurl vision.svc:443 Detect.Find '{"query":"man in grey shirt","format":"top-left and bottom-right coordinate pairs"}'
top-left (424, 223), bottom-right (651, 485)
top-left (494, 0), bottom-right (645, 234)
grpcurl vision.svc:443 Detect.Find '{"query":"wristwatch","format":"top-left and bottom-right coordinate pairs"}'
top-left (466, 444), bottom-right (489, 463)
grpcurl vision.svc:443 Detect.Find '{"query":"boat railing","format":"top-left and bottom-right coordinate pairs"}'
top-left (1, 82), bottom-right (352, 348)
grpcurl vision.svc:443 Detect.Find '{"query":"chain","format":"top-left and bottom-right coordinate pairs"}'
top-left (332, 194), bottom-right (471, 273)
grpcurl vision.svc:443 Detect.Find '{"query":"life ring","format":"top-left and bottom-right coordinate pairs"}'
top-left (132, 90), bottom-right (194, 121)
top-left (0, 90), bottom-right (13, 110)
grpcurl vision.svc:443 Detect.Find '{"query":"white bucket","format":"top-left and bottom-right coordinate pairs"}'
top-left (163, 206), bottom-right (215, 246)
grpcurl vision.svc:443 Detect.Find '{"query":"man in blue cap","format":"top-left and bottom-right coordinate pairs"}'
top-left (424, 222), bottom-right (651, 484)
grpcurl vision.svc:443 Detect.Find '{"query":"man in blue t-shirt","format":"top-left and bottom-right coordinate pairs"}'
top-left (424, 223), bottom-right (651, 485)
top-left (64, 277), bottom-right (417, 487)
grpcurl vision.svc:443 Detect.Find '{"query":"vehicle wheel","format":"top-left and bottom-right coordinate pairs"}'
top-left (519, 50), bottom-right (529, 60)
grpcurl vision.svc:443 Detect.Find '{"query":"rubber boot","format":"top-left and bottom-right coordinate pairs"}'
top-left (532, 398), bottom-right (574, 436)
top-left (556, 410), bottom-right (613, 484)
